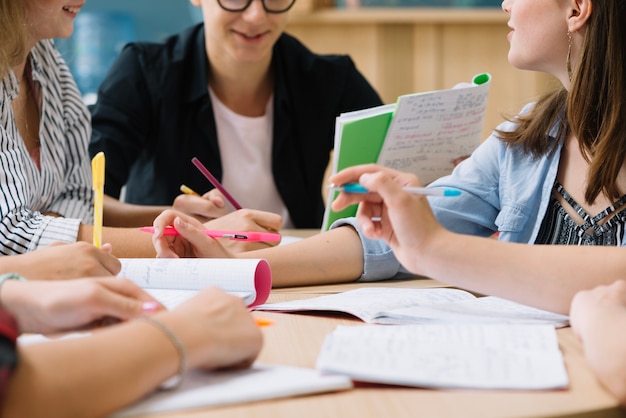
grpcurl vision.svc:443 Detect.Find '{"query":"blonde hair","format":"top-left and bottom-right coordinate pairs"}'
top-left (0, 0), bottom-right (26, 78)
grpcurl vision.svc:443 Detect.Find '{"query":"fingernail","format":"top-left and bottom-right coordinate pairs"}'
top-left (142, 301), bottom-right (160, 312)
top-left (175, 217), bottom-right (187, 229)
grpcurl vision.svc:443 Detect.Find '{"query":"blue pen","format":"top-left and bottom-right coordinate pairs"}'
top-left (330, 183), bottom-right (462, 197)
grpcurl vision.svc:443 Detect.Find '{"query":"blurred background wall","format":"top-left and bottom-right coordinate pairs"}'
top-left (57, 0), bottom-right (201, 98)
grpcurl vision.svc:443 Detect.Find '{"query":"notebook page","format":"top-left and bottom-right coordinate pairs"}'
top-left (118, 258), bottom-right (271, 306)
top-left (377, 296), bottom-right (570, 328)
top-left (317, 324), bottom-right (569, 390)
top-left (377, 74), bottom-right (490, 184)
top-left (255, 287), bottom-right (476, 323)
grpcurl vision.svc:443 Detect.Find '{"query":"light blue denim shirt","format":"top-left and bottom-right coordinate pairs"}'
top-left (330, 103), bottom-right (603, 281)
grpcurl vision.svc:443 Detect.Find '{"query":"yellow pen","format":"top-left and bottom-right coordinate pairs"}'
top-left (91, 152), bottom-right (105, 249)
top-left (179, 184), bottom-right (200, 196)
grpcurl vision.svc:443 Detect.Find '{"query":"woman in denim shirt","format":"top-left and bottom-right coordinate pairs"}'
top-left (325, 0), bottom-right (625, 314)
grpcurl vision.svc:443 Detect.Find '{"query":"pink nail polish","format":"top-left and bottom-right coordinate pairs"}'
top-left (142, 301), bottom-right (159, 312)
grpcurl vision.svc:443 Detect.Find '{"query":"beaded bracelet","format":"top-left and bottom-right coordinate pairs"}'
top-left (0, 273), bottom-right (27, 307)
top-left (139, 316), bottom-right (187, 390)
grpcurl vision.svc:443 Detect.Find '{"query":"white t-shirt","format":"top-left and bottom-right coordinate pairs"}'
top-left (209, 87), bottom-right (293, 228)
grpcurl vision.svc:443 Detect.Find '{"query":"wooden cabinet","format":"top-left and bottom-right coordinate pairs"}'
top-left (286, 8), bottom-right (557, 138)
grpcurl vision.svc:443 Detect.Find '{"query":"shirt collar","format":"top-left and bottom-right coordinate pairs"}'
top-left (28, 41), bottom-right (45, 85)
top-left (0, 69), bottom-right (19, 102)
top-left (548, 109), bottom-right (565, 141)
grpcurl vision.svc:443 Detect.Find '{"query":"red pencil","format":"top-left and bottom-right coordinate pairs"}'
top-left (192, 157), bottom-right (243, 210)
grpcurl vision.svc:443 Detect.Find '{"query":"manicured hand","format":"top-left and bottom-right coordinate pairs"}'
top-left (1, 278), bottom-right (163, 334)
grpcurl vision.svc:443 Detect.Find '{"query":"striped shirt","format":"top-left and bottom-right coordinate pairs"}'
top-left (0, 40), bottom-right (92, 255)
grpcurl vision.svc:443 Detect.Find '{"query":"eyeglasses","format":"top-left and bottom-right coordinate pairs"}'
top-left (217, 0), bottom-right (296, 13)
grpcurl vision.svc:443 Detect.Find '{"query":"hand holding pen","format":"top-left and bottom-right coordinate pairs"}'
top-left (140, 226), bottom-right (281, 242)
top-left (329, 163), bottom-right (457, 211)
top-left (173, 185), bottom-right (229, 223)
top-left (328, 164), bottom-right (455, 246)
top-left (151, 209), bottom-right (283, 258)
top-left (192, 157), bottom-right (242, 210)
top-left (91, 152), bottom-right (105, 248)
top-left (172, 156), bottom-right (242, 222)
top-left (329, 183), bottom-right (461, 197)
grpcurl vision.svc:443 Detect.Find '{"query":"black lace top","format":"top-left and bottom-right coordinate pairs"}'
top-left (535, 182), bottom-right (626, 245)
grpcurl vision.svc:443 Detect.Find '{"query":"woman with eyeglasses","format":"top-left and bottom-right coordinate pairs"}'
top-left (89, 0), bottom-right (383, 230)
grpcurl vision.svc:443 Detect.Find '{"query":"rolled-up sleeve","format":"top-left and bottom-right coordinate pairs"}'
top-left (330, 218), bottom-right (413, 282)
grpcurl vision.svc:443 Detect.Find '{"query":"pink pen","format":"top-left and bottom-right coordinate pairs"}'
top-left (192, 157), bottom-right (243, 210)
top-left (139, 226), bottom-right (281, 242)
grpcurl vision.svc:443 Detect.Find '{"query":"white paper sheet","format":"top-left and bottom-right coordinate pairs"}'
top-left (317, 324), bottom-right (569, 390)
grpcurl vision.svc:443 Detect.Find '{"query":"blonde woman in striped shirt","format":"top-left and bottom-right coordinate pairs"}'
top-left (0, 0), bottom-right (281, 259)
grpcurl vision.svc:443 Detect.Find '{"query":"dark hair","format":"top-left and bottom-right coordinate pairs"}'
top-left (497, 1), bottom-right (626, 204)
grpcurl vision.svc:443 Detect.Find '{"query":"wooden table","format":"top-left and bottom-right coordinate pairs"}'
top-left (135, 278), bottom-right (626, 418)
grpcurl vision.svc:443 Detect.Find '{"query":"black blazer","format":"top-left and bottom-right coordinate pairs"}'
top-left (89, 24), bottom-right (382, 228)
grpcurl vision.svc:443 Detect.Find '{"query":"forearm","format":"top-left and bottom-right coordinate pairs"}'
top-left (78, 224), bottom-right (156, 258)
top-left (2, 321), bottom-right (178, 418)
top-left (103, 195), bottom-right (169, 228)
top-left (241, 226), bottom-right (364, 287)
top-left (418, 231), bottom-right (625, 314)
top-left (0, 256), bottom-right (28, 277)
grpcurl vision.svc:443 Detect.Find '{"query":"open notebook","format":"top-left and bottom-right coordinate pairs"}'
top-left (322, 73), bottom-right (491, 231)
top-left (255, 287), bottom-right (570, 328)
top-left (118, 258), bottom-right (272, 308)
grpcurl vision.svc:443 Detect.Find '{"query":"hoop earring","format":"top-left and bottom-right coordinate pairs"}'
top-left (566, 31), bottom-right (573, 83)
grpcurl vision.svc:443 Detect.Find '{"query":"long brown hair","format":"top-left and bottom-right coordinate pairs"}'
top-left (0, 0), bottom-right (27, 78)
top-left (497, 1), bottom-right (626, 204)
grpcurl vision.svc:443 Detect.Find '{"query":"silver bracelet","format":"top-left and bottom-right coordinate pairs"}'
top-left (139, 316), bottom-right (187, 390)
top-left (0, 273), bottom-right (27, 307)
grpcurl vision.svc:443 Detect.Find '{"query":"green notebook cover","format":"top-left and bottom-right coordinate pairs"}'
top-left (322, 106), bottom-right (394, 230)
